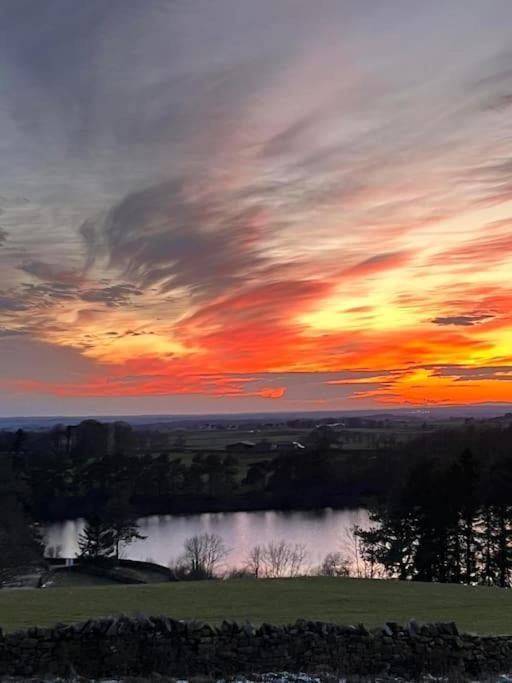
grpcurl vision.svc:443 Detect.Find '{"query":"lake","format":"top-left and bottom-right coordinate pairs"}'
top-left (44, 507), bottom-right (371, 572)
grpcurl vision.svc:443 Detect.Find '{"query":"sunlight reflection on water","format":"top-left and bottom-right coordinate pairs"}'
top-left (44, 507), bottom-right (370, 570)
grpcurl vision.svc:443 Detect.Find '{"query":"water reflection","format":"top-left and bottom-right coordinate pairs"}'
top-left (44, 507), bottom-right (370, 571)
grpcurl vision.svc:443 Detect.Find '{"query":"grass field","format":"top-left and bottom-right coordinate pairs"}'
top-left (171, 426), bottom-right (423, 451)
top-left (164, 428), bottom-right (312, 452)
top-left (2, 577), bottom-right (512, 635)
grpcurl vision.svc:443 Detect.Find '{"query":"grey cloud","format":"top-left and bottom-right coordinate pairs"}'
top-left (80, 284), bottom-right (142, 307)
top-left (19, 260), bottom-right (81, 284)
top-left (432, 365), bottom-right (512, 381)
top-left (83, 180), bottom-right (270, 300)
top-left (0, 195), bottom-right (29, 206)
top-left (0, 1), bottom-right (136, 144)
top-left (1, 279), bottom-right (143, 315)
top-left (472, 48), bottom-right (512, 110)
top-left (0, 0), bottom-right (292, 170)
top-left (0, 228), bottom-right (7, 245)
top-left (0, 284), bottom-right (78, 317)
top-left (260, 109), bottom-right (328, 160)
top-left (2, 0), bottom-right (512, 277)
top-left (80, 219), bottom-right (101, 272)
top-left (0, 328), bottom-right (25, 338)
top-left (125, 330), bottom-right (154, 337)
top-left (473, 158), bottom-right (512, 207)
top-left (21, 283), bottom-right (78, 306)
top-left (432, 314), bottom-right (494, 327)
top-left (0, 294), bottom-right (29, 312)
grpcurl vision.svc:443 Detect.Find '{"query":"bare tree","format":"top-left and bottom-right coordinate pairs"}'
top-left (245, 540), bottom-right (308, 578)
top-left (246, 544), bottom-right (264, 578)
top-left (180, 533), bottom-right (229, 578)
top-left (341, 524), bottom-right (383, 579)
top-left (265, 540), bottom-right (291, 578)
top-left (317, 551), bottom-right (350, 577)
top-left (287, 542), bottom-right (308, 577)
top-left (341, 525), bottom-right (363, 577)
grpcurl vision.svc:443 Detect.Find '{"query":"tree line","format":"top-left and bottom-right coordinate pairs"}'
top-left (356, 424), bottom-right (512, 586)
top-left (1, 423), bottom-right (397, 520)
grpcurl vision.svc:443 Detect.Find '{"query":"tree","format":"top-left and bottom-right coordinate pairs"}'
top-left (204, 454), bottom-right (223, 496)
top-left (0, 496), bottom-right (44, 579)
top-left (246, 544), bottom-right (264, 577)
top-left (10, 428), bottom-right (26, 455)
top-left (480, 454), bottom-right (512, 586)
top-left (445, 448), bottom-right (480, 584)
top-left (78, 516), bottom-right (115, 560)
top-left (0, 457), bottom-right (44, 583)
top-left (180, 533), bottom-right (229, 578)
top-left (74, 419), bottom-right (109, 459)
top-left (357, 506), bottom-right (417, 580)
top-left (338, 524), bottom-right (384, 579)
top-left (105, 492), bottom-right (146, 560)
top-left (184, 458), bottom-right (204, 493)
top-left (317, 552), bottom-right (350, 577)
top-left (245, 540), bottom-right (308, 578)
top-left (222, 454), bottom-right (239, 493)
top-left (243, 462), bottom-right (268, 489)
top-left (306, 425), bottom-right (338, 452)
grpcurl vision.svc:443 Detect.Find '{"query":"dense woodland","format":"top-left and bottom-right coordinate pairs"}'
top-left (0, 420), bottom-right (397, 520)
top-left (2, 419), bottom-right (512, 585)
top-left (357, 426), bottom-right (512, 587)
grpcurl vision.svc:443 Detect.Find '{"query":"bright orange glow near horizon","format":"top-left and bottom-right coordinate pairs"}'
top-left (1, 1), bottom-right (512, 415)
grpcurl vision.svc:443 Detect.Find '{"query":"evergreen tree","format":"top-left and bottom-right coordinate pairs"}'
top-left (481, 454), bottom-right (512, 586)
top-left (105, 492), bottom-right (146, 560)
top-left (78, 516), bottom-right (115, 560)
top-left (452, 448), bottom-right (480, 584)
top-left (358, 449), bottom-right (483, 585)
top-left (357, 504), bottom-right (417, 580)
top-left (0, 457), bottom-right (44, 582)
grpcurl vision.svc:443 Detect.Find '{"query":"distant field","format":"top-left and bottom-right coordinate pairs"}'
top-left (163, 426), bottom-right (424, 457)
top-left (177, 428), bottom-right (311, 450)
top-left (163, 424), bottom-right (410, 480)
top-left (1, 577), bottom-right (512, 635)
top-left (158, 427), bottom-right (312, 477)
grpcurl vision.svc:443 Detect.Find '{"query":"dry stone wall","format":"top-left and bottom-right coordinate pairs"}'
top-left (1, 616), bottom-right (512, 678)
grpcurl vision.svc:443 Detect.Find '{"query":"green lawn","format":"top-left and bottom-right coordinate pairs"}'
top-left (2, 577), bottom-right (512, 634)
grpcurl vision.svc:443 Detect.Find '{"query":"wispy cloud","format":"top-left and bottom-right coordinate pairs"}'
top-left (1, 0), bottom-right (512, 413)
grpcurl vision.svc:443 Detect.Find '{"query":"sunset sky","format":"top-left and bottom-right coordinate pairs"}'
top-left (1, 0), bottom-right (512, 416)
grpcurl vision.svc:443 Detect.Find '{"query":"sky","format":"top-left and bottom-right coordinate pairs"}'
top-left (1, 0), bottom-right (512, 416)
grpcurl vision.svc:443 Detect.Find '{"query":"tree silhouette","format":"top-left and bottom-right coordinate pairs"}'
top-left (78, 516), bottom-right (115, 560)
